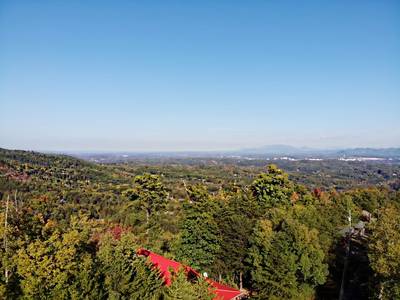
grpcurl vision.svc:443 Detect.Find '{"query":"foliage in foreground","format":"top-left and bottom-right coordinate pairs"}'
top-left (0, 149), bottom-right (399, 299)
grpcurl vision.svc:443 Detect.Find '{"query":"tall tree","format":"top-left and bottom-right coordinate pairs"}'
top-left (214, 192), bottom-right (258, 288)
top-left (174, 185), bottom-right (221, 275)
top-left (97, 232), bottom-right (165, 300)
top-left (368, 205), bottom-right (400, 299)
top-left (247, 216), bottom-right (328, 299)
top-left (165, 269), bottom-right (214, 300)
top-left (250, 165), bottom-right (295, 210)
top-left (123, 174), bottom-right (168, 243)
top-left (15, 216), bottom-right (104, 299)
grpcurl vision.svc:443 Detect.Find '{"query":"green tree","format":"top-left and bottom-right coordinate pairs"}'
top-left (250, 165), bottom-right (295, 210)
top-left (247, 216), bottom-right (328, 299)
top-left (174, 185), bottom-right (221, 275)
top-left (368, 205), bottom-right (400, 299)
top-left (165, 269), bottom-right (214, 300)
top-left (15, 215), bottom-right (104, 299)
top-left (124, 174), bottom-right (168, 230)
top-left (175, 213), bottom-right (220, 274)
top-left (214, 193), bottom-right (257, 288)
top-left (346, 187), bottom-right (386, 213)
top-left (97, 231), bottom-right (164, 300)
top-left (0, 194), bottom-right (21, 299)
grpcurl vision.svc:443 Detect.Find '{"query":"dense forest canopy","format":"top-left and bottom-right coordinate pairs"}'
top-left (0, 148), bottom-right (399, 299)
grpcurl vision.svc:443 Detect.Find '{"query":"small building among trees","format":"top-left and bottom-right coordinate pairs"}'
top-left (137, 248), bottom-right (244, 300)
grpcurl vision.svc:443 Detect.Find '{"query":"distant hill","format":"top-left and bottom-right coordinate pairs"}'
top-left (239, 144), bottom-right (316, 155)
top-left (0, 147), bottom-right (87, 167)
top-left (2, 146), bottom-right (400, 163)
top-left (336, 148), bottom-right (400, 158)
top-left (238, 145), bottom-right (400, 158)
top-left (0, 147), bottom-right (116, 183)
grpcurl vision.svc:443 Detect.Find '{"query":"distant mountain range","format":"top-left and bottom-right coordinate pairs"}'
top-left (335, 148), bottom-right (400, 158)
top-left (237, 145), bottom-right (400, 158)
top-left (4, 145), bottom-right (397, 163)
top-left (64, 146), bottom-right (400, 163)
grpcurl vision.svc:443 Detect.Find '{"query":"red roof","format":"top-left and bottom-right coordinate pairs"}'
top-left (137, 248), bottom-right (243, 300)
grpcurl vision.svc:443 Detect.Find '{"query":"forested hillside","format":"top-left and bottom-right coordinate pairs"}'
top-left (1, 148), bottom-right (399, 299)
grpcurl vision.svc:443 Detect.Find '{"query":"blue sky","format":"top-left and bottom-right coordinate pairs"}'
top-left (1, 0), bottom-right (399, 151)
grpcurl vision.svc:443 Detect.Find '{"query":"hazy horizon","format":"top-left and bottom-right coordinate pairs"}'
top-left (2, 144), bottom-right (400, 155)
top-left (1, 1), bottom-right (399, 151)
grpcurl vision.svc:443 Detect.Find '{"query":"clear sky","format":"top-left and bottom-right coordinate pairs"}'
top-left (1, 0), bottom-right (399, 151)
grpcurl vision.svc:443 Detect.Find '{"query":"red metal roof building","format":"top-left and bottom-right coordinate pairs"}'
top-left (137, 249), bottom-right (243, 300)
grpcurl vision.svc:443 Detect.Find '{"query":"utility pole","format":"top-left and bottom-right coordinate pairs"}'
top-left (239, 271), bottom-right (243, 290)
top-left (182, 180), bottom-right (189, 195)
top-left (14, 190), bottom-right (18, 212)
top-left (3, 194), bottom-right (9, 283)
top-left (339, 208), bottom-right (352, 300)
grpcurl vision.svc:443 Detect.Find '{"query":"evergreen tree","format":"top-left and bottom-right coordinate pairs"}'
top-left (174, 185), bottom-right (221, 275)
top-left (215, 192), bottom-right (257, 287)
top-left (247, 216), bottom-right (328, 299)
top-left (97, 232), bottom-right (165, 300)
top-left (165, 269), bottom-right (214, 300)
